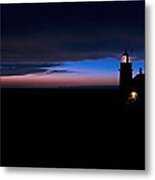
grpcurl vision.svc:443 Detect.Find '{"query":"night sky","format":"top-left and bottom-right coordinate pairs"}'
top-left (1, 1), bottom-right (145, 87)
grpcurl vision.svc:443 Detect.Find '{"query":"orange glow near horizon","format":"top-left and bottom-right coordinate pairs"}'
top-left (1, 74), bottom-right (118, 88)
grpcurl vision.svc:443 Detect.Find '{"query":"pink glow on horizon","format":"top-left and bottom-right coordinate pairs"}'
top-left (1, 74), bottom-right (118, 88)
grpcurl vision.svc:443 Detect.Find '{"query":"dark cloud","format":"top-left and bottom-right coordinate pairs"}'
top-left (42, 70), bottom-right (74, 74)
top-left (1, 1), bottom-right (145, 63)
top-left (0, 63), bottom-right (63, 76)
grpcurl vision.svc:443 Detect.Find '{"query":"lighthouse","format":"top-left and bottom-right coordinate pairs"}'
top-left (119, 50), bottom-right (133, 89)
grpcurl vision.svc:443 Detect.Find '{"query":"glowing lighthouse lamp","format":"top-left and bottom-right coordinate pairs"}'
top-left (121, 50), bottom-right (131, 63)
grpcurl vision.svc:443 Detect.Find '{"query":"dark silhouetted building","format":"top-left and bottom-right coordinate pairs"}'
top-left (119, 50), bottom-right (144, 104)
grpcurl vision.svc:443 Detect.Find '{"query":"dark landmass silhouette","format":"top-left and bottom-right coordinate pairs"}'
top-left (1, 88), bottom-right (145, 169)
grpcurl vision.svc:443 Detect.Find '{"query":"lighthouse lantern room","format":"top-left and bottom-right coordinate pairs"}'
top-left (119, 50), bottom-right (132, 89)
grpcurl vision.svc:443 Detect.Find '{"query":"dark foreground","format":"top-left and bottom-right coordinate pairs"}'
top-left (1, 88), bottom-right (145, 169)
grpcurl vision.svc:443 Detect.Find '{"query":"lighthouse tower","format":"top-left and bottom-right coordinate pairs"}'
top-left (119, 50), bottom-right (132, 89)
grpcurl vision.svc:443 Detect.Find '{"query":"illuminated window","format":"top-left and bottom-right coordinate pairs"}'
top-left (121, 55), bottom-right (131, 63)
top-left (121, 55), bottom-right (127, 63)
top-left (128, 56), bottom-right (131, 63)
top-left (128, 91), bottom-right (138, 102)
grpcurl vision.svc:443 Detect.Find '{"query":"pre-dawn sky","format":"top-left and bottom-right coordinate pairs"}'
top-left (1, 1), bottom-right (145, 87)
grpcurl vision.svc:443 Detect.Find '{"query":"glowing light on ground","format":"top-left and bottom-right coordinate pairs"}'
top-left (128, 91), bottom-right (138, 102)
